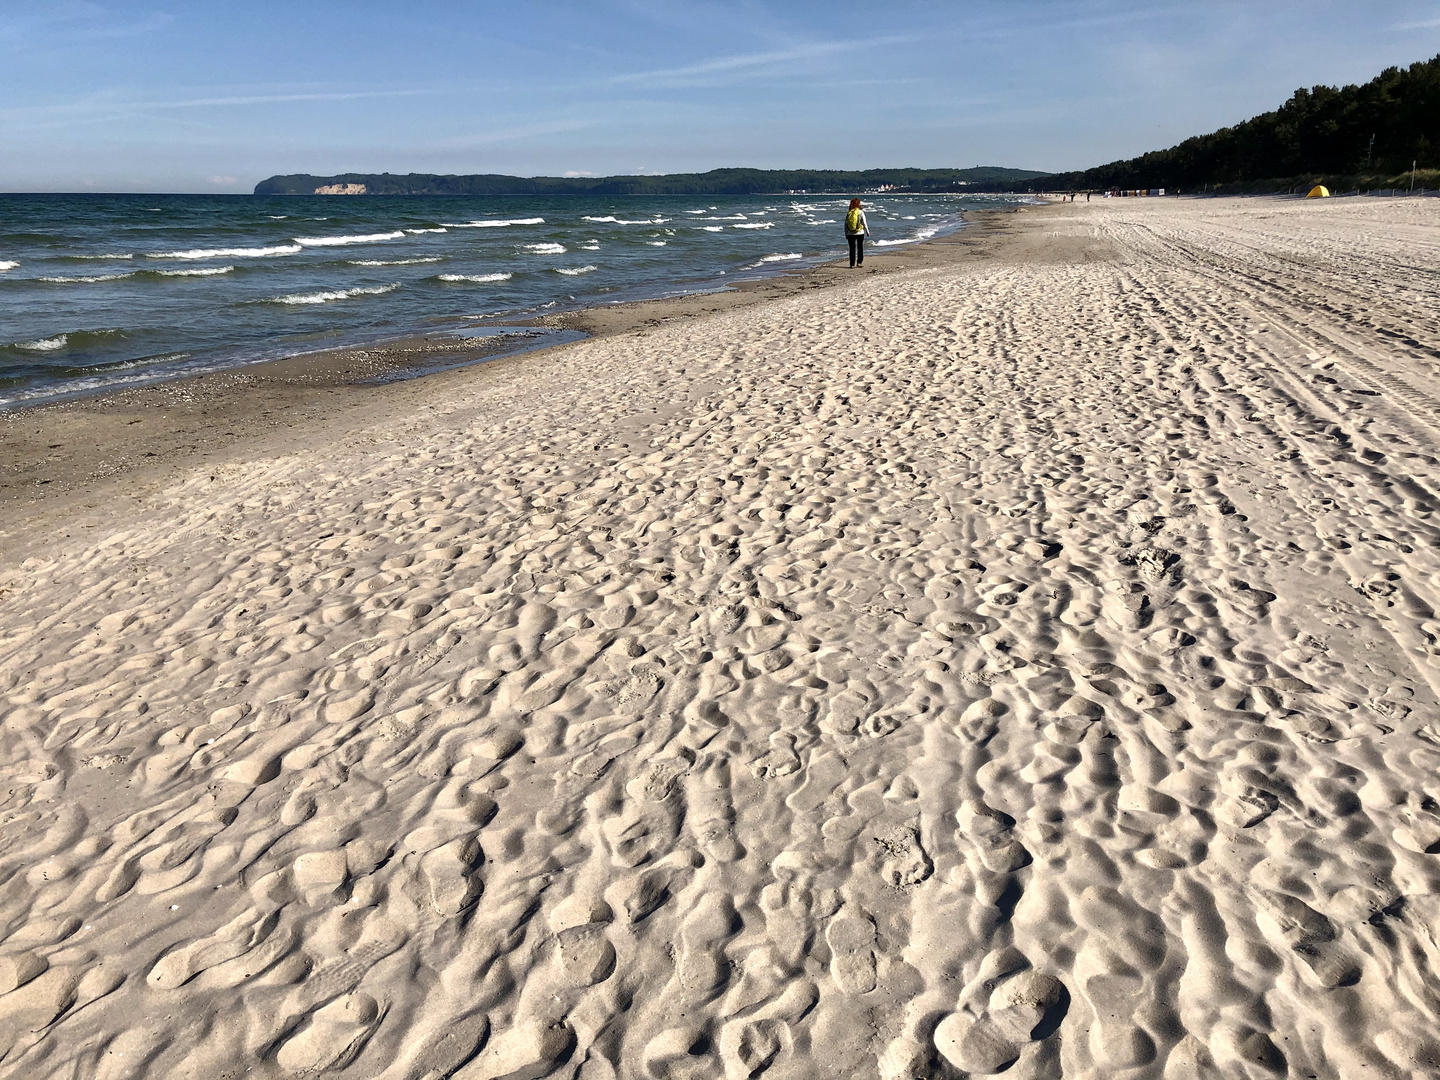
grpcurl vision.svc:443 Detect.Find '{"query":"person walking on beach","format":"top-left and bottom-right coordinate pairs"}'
top-left (845, 198), bottom-right (870, 267)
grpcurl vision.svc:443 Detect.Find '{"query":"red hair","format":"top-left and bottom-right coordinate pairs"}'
top-left (849, 198), bottom-right (862, 209)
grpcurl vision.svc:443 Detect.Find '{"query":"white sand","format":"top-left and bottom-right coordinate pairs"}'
top-left (3, 196), bottom-right (1440, 1079)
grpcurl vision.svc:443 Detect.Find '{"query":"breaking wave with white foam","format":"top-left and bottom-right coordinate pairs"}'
top-left (40, 273), bottom-right (135, 283)
top-left (554, 265), bottom-right (597, 276)
top-left (0, 261), bottom-right (16, 272)
top-left (150, 244), bottom-right (301, 260)
top-left (442, 218), bottom-right (545, 228)
top-left (156, 266), bottom-right (234, 277)
top-left (293, 231), bottom-right (405, 247)
top-left (437, 273), bottom-right (513, 284)
top-left (583, 216), bottom-right (670, 225)
top-left (15, 334), bottom-right (68, 351)
top-left (348, 257), bottom-right (444, 266)
top-left (758, 253), bottom-right (803, 263)
top-left (269, 283), bottom-right (400, 305)
top-left (522, 243), bottom-right (566, 255)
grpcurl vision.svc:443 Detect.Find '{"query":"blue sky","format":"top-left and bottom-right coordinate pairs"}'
top-left (2, 1), bottom-right (1437, 192)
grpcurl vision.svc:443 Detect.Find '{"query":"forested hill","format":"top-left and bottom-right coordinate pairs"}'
top-left (252, 166), bottom-right (1049, 197)
top-left (1031, 53), bottom-right (1440, 192)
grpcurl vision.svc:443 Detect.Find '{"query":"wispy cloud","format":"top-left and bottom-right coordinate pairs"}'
top-left (610, 36), bottom-right (912, 87)
top-left (0, 88), bottom-right (432, 132)
top-left (432, 119), bottom-right (595, 150)
top-left (136, 89), bottom-right (431, 110)
top-left (1391, 16), bottom-right (1440, 29)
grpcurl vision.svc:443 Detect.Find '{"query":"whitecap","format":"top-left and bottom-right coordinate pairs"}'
top-left (646, 241), bottom-right (667, 246)
top-left (872, 223), bottom-right (942, 247)
top-left (731, 223), bottom-right (773, 230)
top-left (441, 218), bottom-right (545, 228)
top-left (758, 253), bottom-right (802, 262)
top-left (15, 334), bottom-right (68, 351)
top-left (270, 283), bottom-right (400, 304)
top-left (698, 226), bottom-right (724, 232)
top-left (522, 243), bottom-right (566, 255)
top-left (268, 215), bottom-right (288, 219)
top-left (65, 253), bottom-right (135, 260)
top-left (407, 227), bottom-right (448, 234)
top-left (348, 256), bottom-right (444, 266)
top-left (0, 260), bottom-right (20, 271)
top-left (579, 242), bottom-right (600, 250)
top-left (808, 219), bottom-right (838, 225)
top-left (150, 244), bottom-right (301, 259)
top-left (155, 266), bottom-right (234, 277)
top-left (583, 215), bottom-right (668, 225)
top-left (293, 230), bottom-right (406, 247)
top-left (437, 273), bottom-right (513, 283)
top-left (40, 272), bottom-right (136, 283)
top-left (555, 265), bottom-right (597, 276)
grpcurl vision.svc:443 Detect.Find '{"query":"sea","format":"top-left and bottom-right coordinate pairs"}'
top-left (0, 191), bottom-right (1031, 408)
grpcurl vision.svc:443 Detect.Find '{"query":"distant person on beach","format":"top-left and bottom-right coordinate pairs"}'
top-left (845, 199), bottom-right (870, 267)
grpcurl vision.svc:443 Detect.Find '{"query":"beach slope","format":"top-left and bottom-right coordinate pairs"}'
top-left (2, 196), bottom-right (1439, 1079)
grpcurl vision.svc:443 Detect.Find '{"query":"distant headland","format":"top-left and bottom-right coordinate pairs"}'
top-left (253, 167), bottom-right (1050, 197)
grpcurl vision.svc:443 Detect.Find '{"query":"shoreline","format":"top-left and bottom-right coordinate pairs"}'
top-left (0, 206), bottom-right (1031, 541)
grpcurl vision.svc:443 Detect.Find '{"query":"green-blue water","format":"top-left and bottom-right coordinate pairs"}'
top-left (0, 192), bottom-right (1030, 407)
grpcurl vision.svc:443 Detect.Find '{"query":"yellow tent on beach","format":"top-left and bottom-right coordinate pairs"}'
top-left (1306, 185), bottom-right (1330, 198)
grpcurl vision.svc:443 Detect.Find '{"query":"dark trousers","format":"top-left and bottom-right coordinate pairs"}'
top-left (847, 234), bottom-right (865, 266)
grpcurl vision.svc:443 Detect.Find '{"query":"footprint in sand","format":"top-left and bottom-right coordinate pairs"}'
top-left (147, 908), bottom-right (281, 989)
top-left (956, 799), bottom-right (1031, 873)
top-left (875, 823), bottom-right (933, 888)
top-left (676, 891), bottom-right (739, 998)
top-left (275, 991), bottom-right (382, 1075)
top-left (748, 732), bottom-right (801, 779)
top-left (825, 905), bottom-right (878, 995)
top-left (549, 895), bottom-right (617, 988)
top-left (934, 967), bottom-right (1066, 1075)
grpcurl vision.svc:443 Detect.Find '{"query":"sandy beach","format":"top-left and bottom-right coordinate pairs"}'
top-left (3, 195), bottom-right (1440, 1079)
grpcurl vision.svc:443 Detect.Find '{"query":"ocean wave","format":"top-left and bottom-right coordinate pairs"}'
top-left (698, 226), bottom-right (724, 233)
top-left (522, 243), bottom-right (566, 255)
top-left (808, 219), bottom-right (838, 225)
top-left (436, 273), bottom-right (513, 283)
top-left (40, 273), bottom-right (135, 283)
top-left (872, 224), bottom-right (942, 247)
top-left (38, 266), bottom-right (236, 283)
top-left (731, 223), bottom-right (774, 230)
top-left (0, 261), bottom-right (19, 271)
top-left (554, 265), bottom-right (597, 276)
top-left (270, 283), bottom-right (400, 305)
top-left (582, 216), bottom-right (670, 225)
top-left (406, 227), bottom-right (448, 234)
top-left (646, 241), bottom-right (667, 247)
top-left (7, 328), bottom-right (123, 353)
top-left (441, 218), bottom-right (545, 228)
top-left (758, 253), bottom-right (802, 263)
top-left (579, 242), bottom-right (600, 251)
top-left (685, 209), bottom-right (708, 214)
top-left (155, 266), bottom-right (233, 277)
top-left (347, 257), bottom-right (444, 266)
top-left (15, 334), bottom-right (69, 351)
top-left (293, 231), bottom-right (406, 247)
top-left (60, 253), bottom-right (135, 260)
top-left (149, 244), bottom-right (301, 259)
